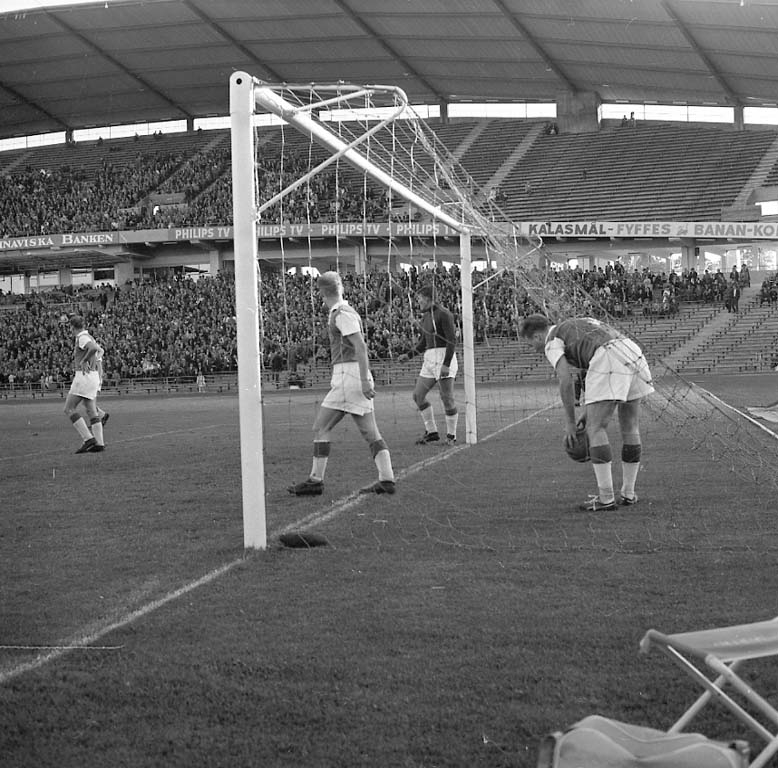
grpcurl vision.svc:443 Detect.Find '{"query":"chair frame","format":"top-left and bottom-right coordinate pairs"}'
top-left (640, 617), bottom-right (778, 768)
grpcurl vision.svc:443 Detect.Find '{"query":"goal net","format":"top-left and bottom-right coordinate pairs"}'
top-left (229, 72), bottom-right (547, 547)
top-left (230, 72), bottom-right (778, 551)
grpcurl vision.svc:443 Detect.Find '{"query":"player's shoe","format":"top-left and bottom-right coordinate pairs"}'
top-left (577, 495), bottom-right (617, 512)
top-left (445, 434), bottom-right (457, 445)
top-left (88, 444), bottom-right (105, 453)
top-left (100, 412), bottom-right (110, 426)
top-left (287, 478), bottom-right (323, 496)
top-left (359, 480), bottom-right (396, 495)
top-left (619, 493), bottom-right (638, 506)
top-left (415, 431), bottom-right (440, 444)
top-left (75, 437), bottom-right (97, 454)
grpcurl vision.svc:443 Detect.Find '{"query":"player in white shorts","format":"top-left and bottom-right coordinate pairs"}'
top-left (287, 271), bottom-right (396, 496)
top-left (520, 314), bottom-right (654, 512)
top-left (64, 315), bottom-right (108, 454)
top-left (398, 284), bottom-right (460, 445)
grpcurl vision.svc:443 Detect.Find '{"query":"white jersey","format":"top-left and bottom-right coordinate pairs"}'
top-left (70, 329), bottom-right (104, 398)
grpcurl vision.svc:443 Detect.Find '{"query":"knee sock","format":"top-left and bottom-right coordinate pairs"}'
top-left (70, 413), bottom-right (92, 441)
top-left (444, 408), bottom-right (458, 438)
top-left (310, 441), bottom-right (330, 481)
top-left (590, 444), bottom-right (614, 503)
top-left (90, 417), bottom-right (104, 446)
top-left (621, 444), bottom-right (642, 499)
top-left (420, 404), bottom-right (437, 433)
top-left (370, 439), bottom-right (394, 482)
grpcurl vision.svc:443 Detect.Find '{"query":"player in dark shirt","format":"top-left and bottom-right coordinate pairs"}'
top-left (399, 284), bottom-right (460, 445)
top-left (520, 314), bottom-right (654, 511)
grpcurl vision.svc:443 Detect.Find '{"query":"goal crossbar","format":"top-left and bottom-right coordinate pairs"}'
top-left (251, 78), bottom-right (469, 234)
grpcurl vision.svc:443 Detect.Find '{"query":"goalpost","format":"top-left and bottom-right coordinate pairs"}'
top-left (230, 72), bottom-right (266, 550)
top-left (229, 71), bottom-right (543, 548)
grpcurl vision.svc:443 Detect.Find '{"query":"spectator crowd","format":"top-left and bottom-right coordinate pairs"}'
top-left (1, 263), bottom-right (775, 389)
top-left (0, 133), bottom-right (392, 237)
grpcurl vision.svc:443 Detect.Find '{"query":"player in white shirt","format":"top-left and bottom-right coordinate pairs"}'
top-left (288, 271), bottom-right (396, 496)
top-left (64, 315), bottom-right (108, 453)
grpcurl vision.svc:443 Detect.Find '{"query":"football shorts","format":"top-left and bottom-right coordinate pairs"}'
top-left (68, 370), bottom-right (101, 400)
top-left (419, 348), bottom-right (458, 380)
top-left (321, 362), bottom-right (375, 415)
top-left (584, 338), bottom-right (654, 404)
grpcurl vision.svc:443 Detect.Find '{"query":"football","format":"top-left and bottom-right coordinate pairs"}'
top-left (565, 424), bottom-right (590, 463)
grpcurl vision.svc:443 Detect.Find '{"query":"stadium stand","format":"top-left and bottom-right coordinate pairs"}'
top-left (668, 289), bottom-right (778, 373)
top-left (500, 123), bottom-right (778, 221)
top-left (4, 120), bottom-right (778, 235)
top-left (2, 119), bottom-right (778, 394)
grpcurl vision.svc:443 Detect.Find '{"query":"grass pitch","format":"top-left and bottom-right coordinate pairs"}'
top-left (1, 378), bottom-right (777, 767)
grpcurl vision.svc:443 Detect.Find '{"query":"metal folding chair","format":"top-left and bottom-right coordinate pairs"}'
top-left (640, 616), bottom-right (778, 768)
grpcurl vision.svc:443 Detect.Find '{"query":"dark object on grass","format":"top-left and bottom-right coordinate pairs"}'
top-left (279, 531), bottom-right (328, 548)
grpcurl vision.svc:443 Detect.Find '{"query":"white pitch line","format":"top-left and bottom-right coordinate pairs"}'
top-left (0, 558), bottom-right (245, 684)
top-left (693, 384), bottom-right (778, 442)
top-left (0, 645), bottom-right (124, 651)
top-left (0, 404), bottom-right (554, 685)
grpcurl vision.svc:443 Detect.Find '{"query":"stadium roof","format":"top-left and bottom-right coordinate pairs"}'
top-left (1, 0), bottom-right (778, 140)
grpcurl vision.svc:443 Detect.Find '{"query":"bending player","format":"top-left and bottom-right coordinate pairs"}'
top-left (398, 284), bottom-right (459, 445)
top-left (288, 271), bottom-right (396, 496)
top-left (519, 313), bottom-right (654, 511)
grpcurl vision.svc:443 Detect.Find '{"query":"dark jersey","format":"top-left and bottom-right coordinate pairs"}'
top-left (414, 303), bottom-right (457, 366)
top-left (546, 317), bottom-right (623, 370)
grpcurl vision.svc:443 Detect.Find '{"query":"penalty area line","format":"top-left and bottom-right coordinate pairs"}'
top-left (0, 558), bottom-right (245, 685)
top-left (0, 404), bottom-right (554, 685)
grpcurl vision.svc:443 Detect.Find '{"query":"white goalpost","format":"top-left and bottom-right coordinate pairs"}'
top-left (230, 72), bottom-right (267, 550)
top-left (229, 71), bottom-right (543, 549)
